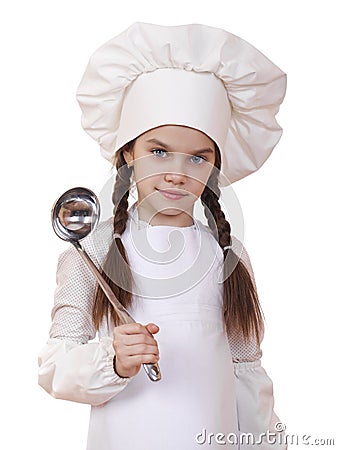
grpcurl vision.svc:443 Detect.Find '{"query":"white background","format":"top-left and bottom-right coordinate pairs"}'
top-left (1, 0), bottom-right (337, 448)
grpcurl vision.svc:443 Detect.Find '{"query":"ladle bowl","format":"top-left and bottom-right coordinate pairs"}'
top-left (51, 187), bottom-right (100, 242)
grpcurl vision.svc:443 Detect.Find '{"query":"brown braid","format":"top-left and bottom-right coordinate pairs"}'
top-left (92, 140), bottom-right (136, 330)
top-left (201, 145), bottom-right (264, 345)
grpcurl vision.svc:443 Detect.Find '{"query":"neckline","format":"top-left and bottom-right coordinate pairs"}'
top-left (128, 201), bottom-right (198, 230)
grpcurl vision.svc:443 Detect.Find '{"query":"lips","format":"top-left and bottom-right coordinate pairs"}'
top-left (156, 188), bottom-right (187, 200)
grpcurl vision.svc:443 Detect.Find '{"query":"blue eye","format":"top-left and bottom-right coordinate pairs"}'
top-left (151, 148), bottom-right (167, 157)
top-left (190, 155), bottom-right (205, 164)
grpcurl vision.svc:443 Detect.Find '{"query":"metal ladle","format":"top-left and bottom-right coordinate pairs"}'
top-left (51, 187), bottom-right (161, 382)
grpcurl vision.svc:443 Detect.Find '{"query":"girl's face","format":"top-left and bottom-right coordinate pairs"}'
top-left (123, 125), bottom-right (216, 227)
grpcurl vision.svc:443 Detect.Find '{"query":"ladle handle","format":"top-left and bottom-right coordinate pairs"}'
top-left (73, 241), bottom-right (162, 382)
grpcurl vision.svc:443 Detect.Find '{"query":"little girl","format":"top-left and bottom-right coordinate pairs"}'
top-left (38, 22), bottom-right (287, 450)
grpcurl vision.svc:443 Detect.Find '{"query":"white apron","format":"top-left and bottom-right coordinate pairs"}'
top-left (86, 206), bottom-right (239, 449)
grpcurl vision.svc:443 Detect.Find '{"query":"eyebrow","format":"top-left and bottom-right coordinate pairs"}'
top-left (145, 138), bottom-right (214, 155)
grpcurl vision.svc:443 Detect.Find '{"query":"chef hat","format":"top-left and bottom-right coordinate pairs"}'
top-left (76, 22), bottom-right (287, 186)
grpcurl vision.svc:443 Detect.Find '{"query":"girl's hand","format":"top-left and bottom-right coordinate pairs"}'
top-left (112, 322), bottom-right (160, 378)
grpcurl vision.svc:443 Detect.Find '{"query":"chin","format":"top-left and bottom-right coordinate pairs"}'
top-left (158, 208), bottom-right (184, 216)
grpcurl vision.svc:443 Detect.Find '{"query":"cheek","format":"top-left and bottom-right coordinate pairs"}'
top-left (133, 166), bottom-right (162, 193)
top-left (189, 179), bottom-right (207, 197)
top-left (187, 164), bottom-right (214, 186)
top-left (133, 157), bottom-right (164, 182)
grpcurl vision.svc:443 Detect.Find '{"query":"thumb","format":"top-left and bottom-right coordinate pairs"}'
top-left (145, 323), bottom-right (160, 335)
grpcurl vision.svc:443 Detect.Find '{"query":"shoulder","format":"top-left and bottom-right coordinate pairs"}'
top-left (86, 216), bottom-right (114, 254)
top-left (195, 220), bottom-right (249, 264)
top-left (58, 217), bottom-right (114, 267)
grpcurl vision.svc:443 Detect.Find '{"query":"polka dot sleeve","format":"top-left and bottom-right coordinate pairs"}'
top-left (38, 221), bottom-right (132, 406)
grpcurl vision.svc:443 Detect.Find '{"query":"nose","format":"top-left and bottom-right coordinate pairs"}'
top-left (163, 154), bottom-right (187, 184)
top-left (164, 171), bottom-right (187, 184)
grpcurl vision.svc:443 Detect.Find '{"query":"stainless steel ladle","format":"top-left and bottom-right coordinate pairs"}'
top-left (51, 187), bottom-right (161, 382)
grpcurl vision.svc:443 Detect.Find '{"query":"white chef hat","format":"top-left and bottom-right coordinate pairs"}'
top-left (76, 22), bottom-right (287, 186)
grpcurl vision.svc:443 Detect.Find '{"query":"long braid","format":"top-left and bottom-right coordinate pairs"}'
top-left (92, 142), bottom-right (135, 329)
top-left (201, 146), bottom-right (264, 345)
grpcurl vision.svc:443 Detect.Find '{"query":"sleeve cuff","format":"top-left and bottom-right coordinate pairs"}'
top-left (38, 336), bottom-right (132, 405)
top-left (233, 359), bottom-right (262, 374)
top-left (99, 336), bottom-right (131, 384)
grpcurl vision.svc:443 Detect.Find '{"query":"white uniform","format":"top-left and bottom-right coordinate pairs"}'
top-left (38, 202), bottom-right (286, 449)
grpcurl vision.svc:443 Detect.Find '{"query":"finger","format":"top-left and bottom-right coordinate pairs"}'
top-left (113, 334), bottom-right (159, 360)
top-left (120, 343), bottom-right (159, 358)
top-left (114, 322), bottom-right (155, 337)
top-left (119, 333), bottom-right (158, 347)
top-left (125, 354), bottom-right (160, 366)
top-left (145, 323), bottom-right (160, 334)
